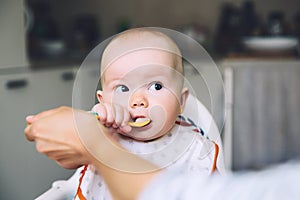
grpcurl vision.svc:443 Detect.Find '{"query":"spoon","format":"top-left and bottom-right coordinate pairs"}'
top-left (128, 118), bottom-right (151, 127)
top-left (90, 111), bottom-right (151, 127)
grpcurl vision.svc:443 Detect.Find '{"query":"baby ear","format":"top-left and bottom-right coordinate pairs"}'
top-left (96, 90), bottom-right (103, 103)
top-left (180, 87), bottom-right (189, 110)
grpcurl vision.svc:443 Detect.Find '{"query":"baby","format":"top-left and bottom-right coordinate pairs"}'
top-left (74, 28), bottom-right (224, 200)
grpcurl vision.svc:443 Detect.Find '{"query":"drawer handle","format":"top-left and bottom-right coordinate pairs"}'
top-left (6, 79), bottom-right (28, 89)
top-left (61, 72), bottom-right (75, 81)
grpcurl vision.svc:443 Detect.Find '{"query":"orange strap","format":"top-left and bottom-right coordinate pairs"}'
top-left (74, 165), bottom-right (88, 200)
top-left (211, 142), bottom-right (219, 173)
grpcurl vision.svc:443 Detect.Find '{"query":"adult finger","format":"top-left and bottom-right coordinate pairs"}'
top-left (25, 107), bottom-right (73, 142)
top-left (24, 123), bottom-right (36, 141)
top-left (25, 107), bottom-right (62, 125)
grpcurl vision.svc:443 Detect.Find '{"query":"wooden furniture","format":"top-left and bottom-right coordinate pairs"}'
top-left (222, 60), bottom-right (300, 171)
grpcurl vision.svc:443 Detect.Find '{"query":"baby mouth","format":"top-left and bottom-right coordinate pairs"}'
top-left (129, 117), bottom-right (151, 127)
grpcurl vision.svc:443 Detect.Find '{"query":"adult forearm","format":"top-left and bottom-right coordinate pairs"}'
top-left (92, 160), bottom-right (159, 200)
top-left (82, 121), bottom-right (160, 200)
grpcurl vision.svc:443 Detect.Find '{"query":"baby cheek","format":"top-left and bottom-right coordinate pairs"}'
top-left (152, 92), bottom-right (181, 114)
top-left (108, 92), bottom-right (130, 106)
top-left (150, 103), bottom-right (178, 134)
top-left (164, 96), bottom-right (181, 113)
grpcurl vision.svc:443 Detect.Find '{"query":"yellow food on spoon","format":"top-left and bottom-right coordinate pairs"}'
top-left (129, 118), bottom-right (151, 127)
top-left (89, 111), bottom-right (150, 127)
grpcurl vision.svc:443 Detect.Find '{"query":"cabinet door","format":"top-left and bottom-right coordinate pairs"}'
top-left (222, 60), bottom-right (300, 171)
top-left (30, 68), bottom-right (76, 111)
top-left (0, 68), bottom-right (76, 200)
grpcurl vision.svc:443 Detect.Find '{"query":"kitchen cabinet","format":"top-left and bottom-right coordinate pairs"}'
top-left (221, 60), bottom-right (300, 171)
top-left (0, 67), bottom-right (77, 200)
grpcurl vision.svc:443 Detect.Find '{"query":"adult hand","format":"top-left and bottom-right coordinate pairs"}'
top-left (24, 106), bottom-right (96, 169)
top-left (24, 106), bottom-right (160, 200)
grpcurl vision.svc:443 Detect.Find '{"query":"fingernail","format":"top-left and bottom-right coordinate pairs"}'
top-left (26, 115), bottom-right (36, 124)
top-left (26, 115), bottom-right (34, 121)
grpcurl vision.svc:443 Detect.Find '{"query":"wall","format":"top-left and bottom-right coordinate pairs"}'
top-left (0, 0), bottom-right (28, 68)
top-left (48, 0), bottom-right (300, 40)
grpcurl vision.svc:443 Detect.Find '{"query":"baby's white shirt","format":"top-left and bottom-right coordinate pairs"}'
top-left (74, 119), bottom-right (220, 200)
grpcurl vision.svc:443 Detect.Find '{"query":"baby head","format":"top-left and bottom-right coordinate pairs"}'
top-left (97, 28), bottom-right (189, 141)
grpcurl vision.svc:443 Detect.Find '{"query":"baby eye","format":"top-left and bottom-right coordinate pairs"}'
top-left (149, 82), bottom-right (163, 91)
top-left (115, 85), bottom-right (129, 92)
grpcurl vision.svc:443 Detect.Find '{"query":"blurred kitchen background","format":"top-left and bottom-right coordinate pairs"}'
top-left (1, 0), bottom-right (300, 199)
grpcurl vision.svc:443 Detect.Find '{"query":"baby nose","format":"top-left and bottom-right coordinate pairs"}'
top-left (130, 93), bottom-right (148, 108)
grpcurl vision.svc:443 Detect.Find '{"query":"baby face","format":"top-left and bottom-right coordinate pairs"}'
top-left (100, 49), bottom-right (187, 141)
